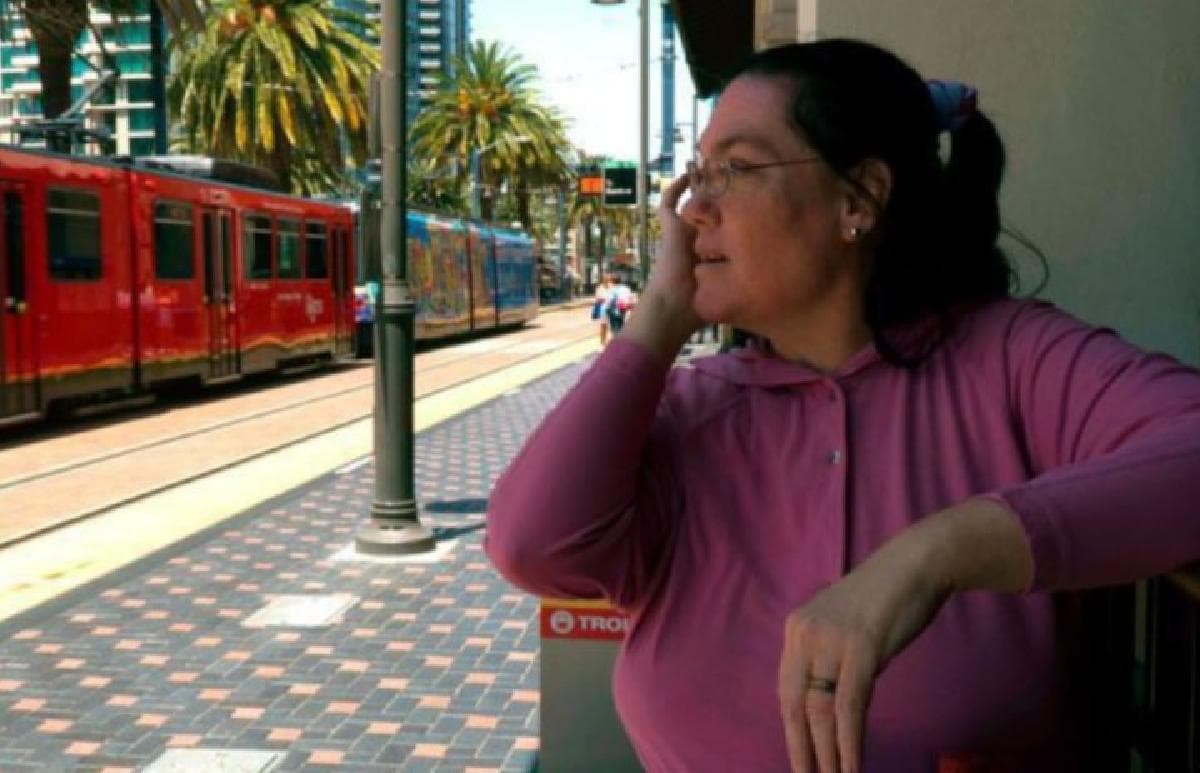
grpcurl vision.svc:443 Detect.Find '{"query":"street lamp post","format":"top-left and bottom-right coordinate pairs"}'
top-left (356, 0), bottom-right (436, 555)
top-left (556, 183), bottom-right (569, 299)
top-left (591, 0), bottom-right (650, 285)
top-left (638, 0), bottom-right (650, 285)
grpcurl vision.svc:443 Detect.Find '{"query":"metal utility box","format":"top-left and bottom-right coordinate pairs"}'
top-left (539, 598), bottom-right (641, 772)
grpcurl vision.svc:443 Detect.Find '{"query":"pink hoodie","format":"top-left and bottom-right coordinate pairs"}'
top-left (487, 298), bottom-right (1200, 772)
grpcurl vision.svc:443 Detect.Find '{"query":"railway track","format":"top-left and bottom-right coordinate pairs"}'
top-left (0, 309), bottom-right (598, 550)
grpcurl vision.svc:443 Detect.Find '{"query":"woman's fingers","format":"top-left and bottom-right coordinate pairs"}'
top-left (780, 610), bottom-right (877, 773)
top-left (802, 637), bottom-right (842, 772)
top-left (641, 172), bottom-right (700, 325)
top-left (805, 665), bottom-right (840, 773)
top-left (833, 643), bottom-right (873, 773)
top-left (659, 171), bottom-right (690, 212)
top-left (778, 638), bottom-right (815, 772)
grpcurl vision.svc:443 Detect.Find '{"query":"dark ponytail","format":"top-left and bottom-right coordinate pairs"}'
top-left (939, 111), bottom-right (1010, 304)
top-left (732, 39), bottom-right (1013, 367)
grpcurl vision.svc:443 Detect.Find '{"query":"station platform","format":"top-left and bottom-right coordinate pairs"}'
top-left (0, 337), bottom-right (720, 771)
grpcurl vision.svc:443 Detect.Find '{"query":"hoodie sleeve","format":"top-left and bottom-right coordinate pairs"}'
top-left (485, 339), bottom-right (685, 608)
top-left (990, 302), bottom-right (1200, 591)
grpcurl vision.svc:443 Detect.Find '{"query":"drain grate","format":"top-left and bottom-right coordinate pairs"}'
top-left (241, 593), bottom-right (359, 628)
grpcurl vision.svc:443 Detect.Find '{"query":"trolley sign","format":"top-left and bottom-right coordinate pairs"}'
top-left (540, 598), bottom-right (630, 641)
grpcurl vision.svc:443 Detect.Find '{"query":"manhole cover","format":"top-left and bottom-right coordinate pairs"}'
top-left (143, 749), bottom-right (284, 772)
top-left (242, 593), bottom-right (359, 628)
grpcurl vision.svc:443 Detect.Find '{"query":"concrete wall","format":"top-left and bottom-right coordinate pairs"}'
top-left (760, 1), bottom-right (1200, 364)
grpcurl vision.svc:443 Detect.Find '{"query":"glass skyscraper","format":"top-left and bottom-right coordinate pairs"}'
top-left (361, 0), bottom-right (471, 123)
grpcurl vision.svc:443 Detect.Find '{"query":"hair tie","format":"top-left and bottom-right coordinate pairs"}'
top-left (927, 79), bottom-right (978, 133)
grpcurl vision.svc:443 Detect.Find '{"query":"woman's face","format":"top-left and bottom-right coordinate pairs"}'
top-left (681, 75), bottom-right (860, 341)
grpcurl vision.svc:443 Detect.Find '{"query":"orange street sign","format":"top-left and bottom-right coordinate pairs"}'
top-left (579, 176), bottom-right (604, 196)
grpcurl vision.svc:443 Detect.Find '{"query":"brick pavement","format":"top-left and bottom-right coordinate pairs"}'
top-left (0, 336), bottom-right (722, 772)
top-left (0, 358), bottom-right (599, 772)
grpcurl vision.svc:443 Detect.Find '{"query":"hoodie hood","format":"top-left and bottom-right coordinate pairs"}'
top-left (688, 339), bottom-right (880, 387)
top-left (688, 313), bottom-right (951, 387)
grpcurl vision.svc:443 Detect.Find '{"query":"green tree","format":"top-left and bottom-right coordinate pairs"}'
top-left (409, 40), bottom-right (572, 226)
top-left (168, 0), bottom-right (379, 195)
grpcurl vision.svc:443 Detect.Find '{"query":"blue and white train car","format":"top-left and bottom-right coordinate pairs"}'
top-left (352, 206), bottom-right (538, 355)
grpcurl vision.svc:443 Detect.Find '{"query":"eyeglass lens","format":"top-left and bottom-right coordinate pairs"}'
top-left (687, 161), bottom-right (726, 197)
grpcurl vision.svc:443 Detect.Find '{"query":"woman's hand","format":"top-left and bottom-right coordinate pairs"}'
top-left (778, 499), bottom-right (1033, 773)
top-left (778, 536), bottom-right (947, 773)
top-left (623, 174), bottom-right (703, 359)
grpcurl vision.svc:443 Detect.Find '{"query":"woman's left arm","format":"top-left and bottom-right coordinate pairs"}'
top-left (780, 302), bottom-right (1200, 773)
top-left (989, 303), bottom-right (1200, 589)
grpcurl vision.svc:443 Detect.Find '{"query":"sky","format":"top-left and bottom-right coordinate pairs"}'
top-left (469, 0), bottom-right (709, 170)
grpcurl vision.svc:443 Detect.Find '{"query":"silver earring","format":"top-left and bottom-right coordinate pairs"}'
top-left (847, 226), bottom-right (860, 240)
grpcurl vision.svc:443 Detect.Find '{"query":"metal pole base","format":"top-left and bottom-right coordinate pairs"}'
top-left (355, 502), bottom-right (437, 555)
top-left (355, 521), bottom-right (437, 555)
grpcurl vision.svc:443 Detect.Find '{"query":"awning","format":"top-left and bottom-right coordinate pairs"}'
top-left (668, 1), bottom-right (755, 98)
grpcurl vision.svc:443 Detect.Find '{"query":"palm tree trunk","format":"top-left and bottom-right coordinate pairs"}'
top-left (481, 168), bottom-right (495, 222)
top-left (516, 175), bottom-right (532, 232)
top-left (22, 0), bottom-right (88, 151)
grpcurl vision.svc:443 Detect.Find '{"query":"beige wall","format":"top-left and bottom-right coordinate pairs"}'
top-left (758, 1), bottom-right (1200, 364)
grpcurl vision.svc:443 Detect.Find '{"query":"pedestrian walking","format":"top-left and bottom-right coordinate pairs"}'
top-left (592, 274), bottom-right (614, 346)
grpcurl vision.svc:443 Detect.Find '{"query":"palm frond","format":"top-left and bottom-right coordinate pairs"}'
top-left (166, 0), bottom-right (377, 195)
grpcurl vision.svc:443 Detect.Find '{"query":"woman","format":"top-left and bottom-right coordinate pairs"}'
top-left (594, 273), bottom-right (615, 346)
top-left (487, 39), bottom-right (1200, 772)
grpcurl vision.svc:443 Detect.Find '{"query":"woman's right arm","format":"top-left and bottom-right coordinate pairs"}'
top-left (486, 176), bottom-right (702, 606)
top-left (486, 339), bottom-right (680, 605)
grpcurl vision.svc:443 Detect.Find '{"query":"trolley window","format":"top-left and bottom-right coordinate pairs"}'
top-left (47, 188), bottom-right (101, 281)
top-left (243, 213), bottom-right (272, 280)
top-left (277, 218), bottom-right (301, 279)
top-left (153, 201), bottom-right (195, 280)
top-left (304, 221), bottom-right (328, 278)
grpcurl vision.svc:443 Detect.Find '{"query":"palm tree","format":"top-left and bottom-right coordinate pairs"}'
top-left (6, 0), bottom-right (152, 149)
top-left (409, 40), bottom-right (572, 226)
top-left (168, 0), bottom-right (379, 195)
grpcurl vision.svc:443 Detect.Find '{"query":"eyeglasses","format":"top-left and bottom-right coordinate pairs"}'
top-left (685, 155), bottom-right (823, 199)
